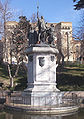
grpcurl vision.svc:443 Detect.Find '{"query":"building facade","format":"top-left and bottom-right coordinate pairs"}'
top-left (3, 21), bottom-right (18, 64)
top-left (1, 21), bottom-right (81, 64)
top-left (55, 22), bottom-right (73, 62)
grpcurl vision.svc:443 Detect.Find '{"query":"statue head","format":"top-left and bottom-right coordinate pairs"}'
top-left (41, 16), bottom-right (44, 19)
top-left (50, 24), bottom-right (54, 27)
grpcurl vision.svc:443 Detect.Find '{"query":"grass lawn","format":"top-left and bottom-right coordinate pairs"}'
top-left (0, 62), bottom-right (27, 91)
top-left (0, 62), bottom-right (84, 91)
top-left (0, 63), bottom-right (9, 87)
top-left (57, 65), bottom-right (84, 91)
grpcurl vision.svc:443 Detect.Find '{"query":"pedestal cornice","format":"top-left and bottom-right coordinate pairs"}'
top-left (26, 45), bottom-right (59, 55)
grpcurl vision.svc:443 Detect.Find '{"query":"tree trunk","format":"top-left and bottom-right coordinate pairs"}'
top-left (10, 77), bottom-right (14, 88)
top-left (8, 63), bottom-right (20, 88)
top-left (13, 64), bottom-right (20, 78)
top-left (62, 55), bottom-right (64, 66)
top-left (8, 64), bottom-right (14, 87)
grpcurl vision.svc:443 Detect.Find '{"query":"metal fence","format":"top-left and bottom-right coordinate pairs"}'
top-left (6, 92), bottom-right (79, 108)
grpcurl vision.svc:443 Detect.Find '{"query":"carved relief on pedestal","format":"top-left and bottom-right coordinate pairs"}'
top-left (39, 57), bottom-right (45, 67)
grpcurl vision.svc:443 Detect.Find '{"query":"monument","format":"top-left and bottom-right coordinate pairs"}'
top-left (22, 6), bottom-right (63, 106)
top-left (5, 5), bottom-right (79, 115)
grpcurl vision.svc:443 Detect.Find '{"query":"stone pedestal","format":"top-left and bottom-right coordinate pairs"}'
top-left (23, 45), bottom-right (60, 106)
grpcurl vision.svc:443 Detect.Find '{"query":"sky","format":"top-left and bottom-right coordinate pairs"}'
top-left (2, 0), bottom-right (82, 27)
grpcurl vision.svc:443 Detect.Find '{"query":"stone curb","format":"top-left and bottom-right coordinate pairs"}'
top-left (4, 104), bottom-right (79, 115)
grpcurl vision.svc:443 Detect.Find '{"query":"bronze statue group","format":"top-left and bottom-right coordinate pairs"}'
top-left (28, 16), bottom-right (57, 47)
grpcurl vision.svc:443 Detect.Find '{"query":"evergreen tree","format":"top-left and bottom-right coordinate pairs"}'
top-left (8, 16), bottom-right (30, 88)
top-left (73, 0), bottom-right (84, 10)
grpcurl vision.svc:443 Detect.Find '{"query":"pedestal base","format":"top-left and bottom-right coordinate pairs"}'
top-left (23, 90), bottom-right (62, 106)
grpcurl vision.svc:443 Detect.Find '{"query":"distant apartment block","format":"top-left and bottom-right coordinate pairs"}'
top-left (1, 21), bottom-right (81, 64)
top-left (3, 21), bottom-right (18, 64)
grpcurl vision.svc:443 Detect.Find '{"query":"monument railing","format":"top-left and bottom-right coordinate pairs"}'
top-left (6, 93), bottom-right (79, 108)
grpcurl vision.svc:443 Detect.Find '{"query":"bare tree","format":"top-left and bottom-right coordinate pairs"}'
top-left (57, 31), bottom-right (73, 65)
top-left (0, 0), bottom-right (13, 62)
top-left (0, 0), bottom-right (15, 87)
top-left (77, 11), bottom-right (84, 63)
top-left (73, 11), bottom-right (84, 60)
top-left (30, 13), bottom-right (37, 23)
top-left (0, 0), bottom-right (12, 36)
